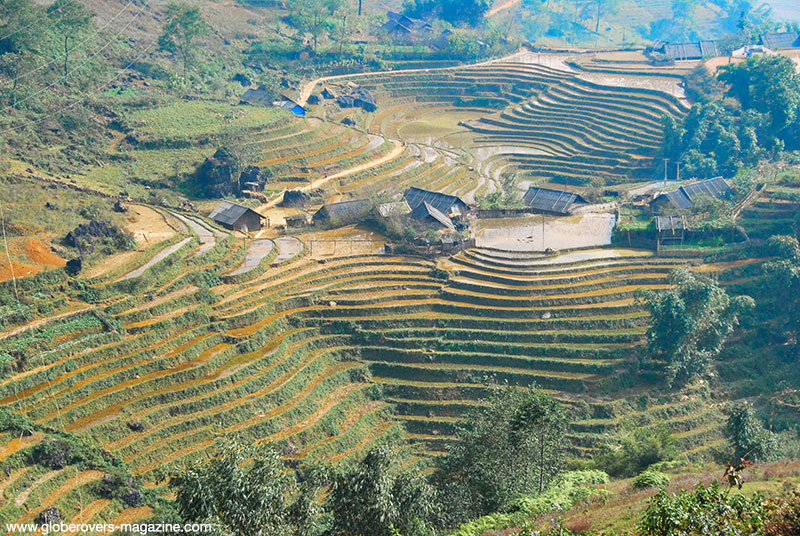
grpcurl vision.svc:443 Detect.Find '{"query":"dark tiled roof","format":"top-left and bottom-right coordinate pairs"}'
top-left (651, 177), bottom-right (733, 211)
top-left (661, 40), bottom-right (718, 59)
top-left (523, 187), bottom-right (588, 214)
top-left (209, 201), bottom-right (261, 226)
top-left (761, 31), bottom-right (800, 50)
top-left (314, 199), bottom-right (372, 223)
top-left (663, 42), bottom-right (702, 59)
top-left (410, 202), bottom-right (455, 230)
top-left (404, 187), bottom-right (468, 215)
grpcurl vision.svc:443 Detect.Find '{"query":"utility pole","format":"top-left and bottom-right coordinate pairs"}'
top-left (663, 158), bottom-right (669, 185)
top-left (358, 0), bottom-right (362, 16)
top-left (675, 161), bottom-right (680, 182)
top-left (541, 213), bottom-right (545, 251)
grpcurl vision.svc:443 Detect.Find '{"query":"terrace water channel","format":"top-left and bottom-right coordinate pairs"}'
top-left (474, 212), bottom-right (616, 252)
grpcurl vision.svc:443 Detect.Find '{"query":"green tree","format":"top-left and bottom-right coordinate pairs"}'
top-left (639, 268), bottom-right (754, 386)
top-left (433, 386), bottom-right (567, 526)
top-left (719, 55), bottom-right (800, 138)
top-left (328, 445), bottom-right (437, 536)
top-left (403, 0), bottom-right (491, 27)
top-left (167, 438), bottom-right (323, 536)
top-left (763, 235), bottom-right (800, 358)
top-left (288, 0), bottom-right (344, 53)
top-left (46, 0), bottom-right (92, 84)
top-left (726, 402), bottom-right (781, 462)
top-left (158, 3), bottom-right (210, 76)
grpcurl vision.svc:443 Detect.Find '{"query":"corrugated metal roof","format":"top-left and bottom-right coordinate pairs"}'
top-left (209, 201), bottom-right (260, 226)
top-left (404, 187), bottom-right (468, 215)
top-left (663, 42), bottom-right (703, 59)
top-left (410, 201), bottom-right (455, 230)
top-left (523, 187), bottom-right (588, 214)
top-left (651, 177), bottom-right (733, 211)
top-left (681, 177), bottom-right (732, 202)
top-left (761, 31), bottom-right (800, 50)
top-left (656, 215), bottom-right (687, 233)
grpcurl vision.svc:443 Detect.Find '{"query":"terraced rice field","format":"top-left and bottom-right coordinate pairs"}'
top-left (316, 59), bottom-right (688, 193)
top-left (0, 198), bottom-right (765, 523)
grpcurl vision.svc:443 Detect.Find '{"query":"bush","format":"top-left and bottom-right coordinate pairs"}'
top-left (639, 482), bottom-right (767, 536)
top-left (633, 469), bottom-right (670, 490)
top-left (594, 426), bottom-right (676, 478)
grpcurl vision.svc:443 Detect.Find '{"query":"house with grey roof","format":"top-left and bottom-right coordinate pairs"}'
top-left (410, 201), bottom-right (455, 230)
top-left (760, 31), bottom-right (800, 50)
top-left (209, 201), bottom-right (265, 232)
top-left (650, 177), bottom-right (733, 213)
top-left (313, 199), bottom-right (372, 227)
top-left (658, 40), bottom-right (719, 60)
top-left (403, 187), bottom-right (469, 217)
top-left (523, 187), bottom-right (589, 216)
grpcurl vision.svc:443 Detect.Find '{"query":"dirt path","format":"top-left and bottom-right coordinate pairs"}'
top-left (257, 140), bottom-right (405, 212)
top-left (486, 0), bottom-right (521, 17)
top-left (305, 140), bottom-right (404, 191)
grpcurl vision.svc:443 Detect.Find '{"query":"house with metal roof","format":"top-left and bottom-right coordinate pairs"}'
top-left (403, 187), bottom-right (469, 217)
top-left (523, 187), bottom-right (589, 216)
top-left (659, 40), bottom-right (719, 60)
top-left (409, 201), bottom-right (455, 230)
top-left (208, 201), bottom-right (265, 232)
top-left (650, 177), bottom-right (734, 213)
top-left (760, 31), bottom-right (800, 50)
top-left (313, 199), bottom-right (372, 227)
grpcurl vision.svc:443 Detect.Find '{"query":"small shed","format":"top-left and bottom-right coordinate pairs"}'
top-left (209, 201), bottom-right (265, 232)
top-left (285, 214), bottom-right (309, 228)
top-left (410, 201), bottom-right (455, 230)
top-left (403, 187), bottom-right (469, 217)
top-left (655, 215), bottom-right (687, 251)
top-left (313, 199), bottom-right (372, 227)
top-left (523, 187), bottom-right (589, 216)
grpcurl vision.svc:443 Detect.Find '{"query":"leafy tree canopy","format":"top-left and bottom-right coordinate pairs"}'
top-left (158, 2), bottom-right (210, 75)
top-left (167, 438), bottom-right (323, 536)
top-left (639, 268), bottom-right (754, 386)
top-left (328, 444), bottom-right (438, 536)
top-left (403, 0), bottom-right (491, 27)
top-left (433, 386), bottom-right (568, 527)
top-left (595, 425), bottom-right (676, 478)
top-left (725, 402), bottom-right (781, 462)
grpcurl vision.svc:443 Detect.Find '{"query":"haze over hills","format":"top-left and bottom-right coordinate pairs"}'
top-left (0, 0), bottom-right (800, 535)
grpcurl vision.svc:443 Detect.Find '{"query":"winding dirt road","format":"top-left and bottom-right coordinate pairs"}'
top-left (486, 0), bottom-right (522, 17)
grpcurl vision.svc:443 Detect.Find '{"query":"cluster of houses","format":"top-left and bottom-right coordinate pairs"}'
top-left (652, 29), bottom-right (800, 60)
top-left (205, 183), bottom-right (600, 236)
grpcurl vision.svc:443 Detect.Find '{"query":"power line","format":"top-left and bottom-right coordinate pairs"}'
top-left (0, 0), bottom-right (142, 88)
top-left (0, 39), bottom-right (157, 135)
top-left (0, 3), bottom-right (63, 44)
top-left (1, 0), bottom-right (151, 112)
